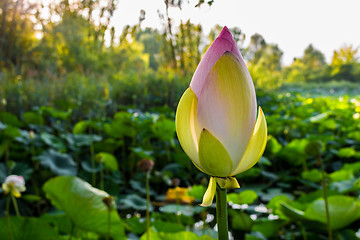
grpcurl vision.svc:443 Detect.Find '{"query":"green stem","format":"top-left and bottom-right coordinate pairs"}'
top-left (100, 167), bottom-right (104, 190)
top-left (90, 139), bottom-right (96, 186)
top-left (299, 222), bottom-right (307, 240)
top-left (216, 184), bottom-right (229, 240)
top-left (11, 195), bottom-right (20, 217)
top-left (6, 196), bottom-right (14, 240)
top-left (146, 172), bottom-right (150, 240)
top-left (68, 222), bottom-right (74, 240)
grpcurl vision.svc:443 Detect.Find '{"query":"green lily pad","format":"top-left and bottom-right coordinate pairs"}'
top-left (43, 176), bottom-right (125, 239)
top-left (73, 120), bottom-right (89, 134)
top-left (40, 132), bottom-right (66, 151)
top-left (23, 111), bottom-right (44, 125)
top-left (304, 195), bottom-right (360, 230)
top-left (279, 202), bottom-right (307, 221)
top-left (329, 169), bottom-right (354, 181)
top-left (230, 210), bottom-right (254, 231)
top-left (140, 228), bottom-right (215, 240)
top-left (61, 133), bottom-right (102, 147)
top-left (1, 125), bottom-right (21, 138)
top-left (39, 106), bottom-right (72, 120)
top-left (264, 135), bottom-right (282, 155)
top-left (159, 204), bottom-right (202, 217)
top-left (251, 219), bottom-right (283, 238)
top-left (41, 211), bottom-right (72, 234)
top-left (153, 220), bottom-right (186, 233)
top-left (152, 118), bottom-right (175, 141)
top-left (227, 190), bottom-right (258, 205)
top-left (337, 147), bottom-right (356, 158)
top-left (119, 194), bottom-right (152, 211)
top-left (0, 217), bottom-right (58, 240)
top-left (125, 216), bottom-right (147, 234)
top-left (96, 152), bottom-right (118, 171)
top-left (0, 112), bottom-right (24, 128)
top-left (188, 185), bottom-right (206, 201)
top-left (302, 169), bottom-right (322, 182)
top-left (36, 149), bottom-right (77, 175)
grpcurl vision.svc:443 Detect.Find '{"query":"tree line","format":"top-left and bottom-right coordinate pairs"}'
top-left (1, 0), bottom-right (359, 89)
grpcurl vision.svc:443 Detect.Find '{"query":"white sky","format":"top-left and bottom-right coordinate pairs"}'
top-left (112, 0), bottom-right (360, 65)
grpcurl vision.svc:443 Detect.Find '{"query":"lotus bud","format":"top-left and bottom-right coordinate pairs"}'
top-left (175, 26), bottom-right (267, 206)
top-left (2, 175), bottom-right (26, 198)
top-left (137, 159), bottom-right (154, 173)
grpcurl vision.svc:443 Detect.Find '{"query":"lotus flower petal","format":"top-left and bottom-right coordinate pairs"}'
top-left (2, 175), bottom-right (26, 198)
top-left (231, 107), bottom-right (268, 176)
top-left (198, 128), bottom-right (233, 177)
top-left (197, 52), bottom-right (257, 171)
top-left (190, 26), bottom-right (245, 97)
top-left (175, 87), bottom-right (203, 170)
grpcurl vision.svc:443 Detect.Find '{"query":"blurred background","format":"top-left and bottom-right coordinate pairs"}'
top-left (1, 1), bottom-right (360, 240)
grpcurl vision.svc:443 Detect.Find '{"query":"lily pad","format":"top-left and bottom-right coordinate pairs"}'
top-left (159, 204), bottom-right (203, 217)
top-left (23, 111), bottom-right (44, 125)
top-left (119, 194), bottom-right (152, 211)
top-left (304, 195), bottom-right (360, 230)
top-left (0, 217), bottom-right (58, 240)
top-left (96, 152), bottom-right (118, 171)
top-left (227, 190), bottom-right (258, 205)
top-left (43, 176), bottom-right (125, 239)
top-left (40, 132), bottom-right (66, 151)
top-left (0, 112), bottom-right (24, 128)
top-left (36, 149), bottom-right (77, 175)
top-left (140, 228), bottom-right (215, 240)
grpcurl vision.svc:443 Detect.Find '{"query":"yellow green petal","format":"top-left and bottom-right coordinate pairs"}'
top-left (197, 52), bottom-right (257, 169)
top-left (198, 128), bottom-right (233, 177)
top-left (12, 189), bottom-right (21, 198)
top-left (200, 176), bottom-right (217, 207)
top-left (175, 87), bottom-right (202, 169)
top-left (2, 183), bottom-right (10, 194)
top-left (231, 107), bottom-right (267, 176)
top-left (216, 177), bottom-right (240, 189)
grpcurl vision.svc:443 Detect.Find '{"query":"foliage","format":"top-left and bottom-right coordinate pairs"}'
top-left (1, 1), bottom-right (360, 239)
top-left (0, 86), bottom-right (360, 239)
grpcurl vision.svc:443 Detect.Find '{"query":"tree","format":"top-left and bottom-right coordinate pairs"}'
top-left (302, 44), bottom-right (326, 70)
top-left (0, 0), bottom-right (38, 70)
top-left (330, 45), bottom-right (359, 82)
top-left (245, 33), bottom-right (283, 88)
top-left (282, 44), bottom-right (328, 83)
top-left (245, 33), bottom-right (266, 63)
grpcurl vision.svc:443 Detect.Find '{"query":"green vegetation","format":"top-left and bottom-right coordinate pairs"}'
top-left (1, 0), bottom-right (360, 240)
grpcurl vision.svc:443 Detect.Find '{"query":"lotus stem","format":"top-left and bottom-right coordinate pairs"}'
top-left (90, 138), bottom-right (96, 186)
top-left (11, 195), bottom-right (20, 217)
top-left (100, 167), bottom-right (104, 190)
top-left (6, 196), bottom-right (14, 240)
top-left (216, 184), bottom-right (229, 240)
top-left (146, 172), bottom-right (150, 240)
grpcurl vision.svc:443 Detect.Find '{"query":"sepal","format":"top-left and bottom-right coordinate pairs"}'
top-left (200, 176), bottom-right (217, 207)
top-left (216, 177), bottom-right (240, 189)
top-left (200, 176), bottom-right (240, 207)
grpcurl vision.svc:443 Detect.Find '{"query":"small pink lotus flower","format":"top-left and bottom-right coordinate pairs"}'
top-left (175, 27), bottom-right (267, 206)
top-left (2, 175), bottom-right (26, 198)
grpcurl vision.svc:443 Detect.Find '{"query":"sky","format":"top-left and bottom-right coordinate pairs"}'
top-left (111, 0), bottom-right (360, 66)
